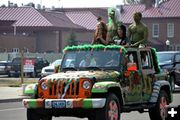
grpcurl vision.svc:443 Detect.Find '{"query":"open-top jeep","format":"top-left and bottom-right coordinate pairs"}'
top-left (23, 44), bottom-right (172, 120)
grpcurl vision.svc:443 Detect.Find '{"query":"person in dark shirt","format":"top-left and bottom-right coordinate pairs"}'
top-left (113, 23), bottom-right (129, 46)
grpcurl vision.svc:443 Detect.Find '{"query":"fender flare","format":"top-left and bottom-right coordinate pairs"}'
top-left (24, 83), bottom-right (38, 97)
top-left (149, 80), bottom-right (172, 103)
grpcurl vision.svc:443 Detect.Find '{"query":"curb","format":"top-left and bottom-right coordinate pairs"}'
top-left (0, 96), bottom-right (29, 103)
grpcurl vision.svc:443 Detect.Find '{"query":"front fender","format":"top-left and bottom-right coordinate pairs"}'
top-left (24, 83), bottom-right (38, 96)
top-left (92, 81), bottom-right (120, 93)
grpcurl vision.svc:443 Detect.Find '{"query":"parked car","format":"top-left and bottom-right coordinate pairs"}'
top-left (9, 57), bottom-right (49, 77)
top-left (0, 61), bottom-right (11, 76)
top-left (41, 59), bottom-right (62, 77)
top-left (157, 51), bottom-right (180, 90)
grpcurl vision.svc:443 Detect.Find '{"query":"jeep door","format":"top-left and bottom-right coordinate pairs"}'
top-left (124, 51), bottom-right (143, 103)
top-left (140, 50), bottom-right (155, 102)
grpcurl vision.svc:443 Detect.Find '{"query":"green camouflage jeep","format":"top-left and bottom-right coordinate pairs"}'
top-left (23, 44), bottom-right (172, 120)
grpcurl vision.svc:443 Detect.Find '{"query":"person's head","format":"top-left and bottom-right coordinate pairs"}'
top-left (108, 8), bottom-right (116, 19)
top-left (97, 16), bottom-right (102, 22)
top-left (85, 54), bottom-right (91, 61)
top-left (133, 12), bottom-right (142, 23)
top-left (117, 23), bottom-right (126, 39)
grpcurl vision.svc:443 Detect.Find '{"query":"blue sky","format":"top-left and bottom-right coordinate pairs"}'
top-left (0, 0), bottom-right (124, 8)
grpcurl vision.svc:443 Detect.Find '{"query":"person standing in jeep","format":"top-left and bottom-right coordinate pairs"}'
top-left (128, 12), bottom-right (148, 47)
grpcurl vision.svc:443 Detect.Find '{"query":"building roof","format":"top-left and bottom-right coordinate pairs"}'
top-left (142, 0), bottom-right (180, 18)
top-left (0, 7), bottom-right (52, 27)
top-left (0, 0), bottom-right (179, 30)
top-left (55, 8), bottom-right (108, 30)
top-left (65, 11), bottom-right (98, 30)
top-left (121, 0), bottom-right (180, 23)
top-left (120, 4), bottom-right (145, 24)
top-left (0, 7), bottom-right (86, 30)
top-left (39, 10), bottom-right (85, 29)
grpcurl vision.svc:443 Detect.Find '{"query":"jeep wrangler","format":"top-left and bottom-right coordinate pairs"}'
top-left (23, 44), bottom-right (172, 120)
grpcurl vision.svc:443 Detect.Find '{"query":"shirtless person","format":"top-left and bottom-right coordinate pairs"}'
top-left (128, 12), bottom-right (148, 47)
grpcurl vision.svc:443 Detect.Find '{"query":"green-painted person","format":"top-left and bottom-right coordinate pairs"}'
top-left (128, 12), bottom-right (148, 47)
top-left (106, 7), bottom-right (118, 45)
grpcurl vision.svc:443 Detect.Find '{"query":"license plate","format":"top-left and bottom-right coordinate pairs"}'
top-left (52, 101), bottom-right (66, 108)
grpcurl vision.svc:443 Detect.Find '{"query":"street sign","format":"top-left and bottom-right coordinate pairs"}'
top-left (23, 59), bottom-right (35, 73)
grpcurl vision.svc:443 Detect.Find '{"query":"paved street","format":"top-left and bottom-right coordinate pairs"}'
top-left (0, 93), bottom-right (180, 120)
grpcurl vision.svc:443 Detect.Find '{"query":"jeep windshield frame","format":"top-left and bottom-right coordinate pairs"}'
top-left (61, 49), bottom-right (123, 71)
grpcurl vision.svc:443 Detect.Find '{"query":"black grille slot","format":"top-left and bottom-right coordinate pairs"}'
top-left (76, 82), bottom-right (79, 95)
top-left (54, 83), bottom-right (57, 95)
top-left (49, 85), bottom-right (52, 95)
top-left (49, 81), bottom-right (57, 96)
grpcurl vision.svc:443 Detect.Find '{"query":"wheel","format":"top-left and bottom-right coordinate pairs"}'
top-left (31, 71), bottom-right (36, 78)
top-left (169, 76), bottom-right (175, 91)
top-left (149, 90), bottom-right (169, 120)
top-left (94, 93), bottom-right (121, 120)
top-left (27, 109), bottom-right (52, 120)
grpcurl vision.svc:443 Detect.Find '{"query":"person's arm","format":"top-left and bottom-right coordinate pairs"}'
top-left (99, 38), bottom-right (108, 45)
top-left (128, 26), bottom-right (132, 43)
top-left (79, 60), bottom-right (85, 67)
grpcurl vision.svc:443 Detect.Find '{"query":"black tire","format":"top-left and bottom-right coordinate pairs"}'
top-left (30, 71), bottom-right (36, 78)
top-left (149, 90), bottom-right (169, 120)
top-left (27, 109), bottom-right (52, 120)
top-left (94, 93), bottom-right (121, 120)
top-left (169, 76), bottom-right (175, 91)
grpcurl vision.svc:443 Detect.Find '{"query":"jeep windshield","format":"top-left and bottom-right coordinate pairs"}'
top-left (61, 50), bottom-right (122, 71)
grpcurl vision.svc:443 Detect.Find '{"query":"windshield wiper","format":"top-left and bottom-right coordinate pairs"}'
top-left (62, 67), bottom-right (77, 71)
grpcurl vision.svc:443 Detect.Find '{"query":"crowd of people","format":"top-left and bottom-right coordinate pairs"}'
top-left (92, 7), bottom-right (148, 48)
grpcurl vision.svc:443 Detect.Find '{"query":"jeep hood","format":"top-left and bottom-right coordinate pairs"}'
top-left (42, 71), bottom-right (120, 82)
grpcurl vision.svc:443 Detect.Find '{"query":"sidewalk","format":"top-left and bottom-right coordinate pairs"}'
top-left (0, 86), bottom-right (29, 103)
top-left (0, 77), bottom-right (38, 103)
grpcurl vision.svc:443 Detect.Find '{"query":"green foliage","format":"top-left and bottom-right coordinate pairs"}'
top-left (63, 44), bottom-right (127, 55)
top-left (66, 31), bottom-right (78, 46)
top-left (151, 48), bottom-right (160, 73)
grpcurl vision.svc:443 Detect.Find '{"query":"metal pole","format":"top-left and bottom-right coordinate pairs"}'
top-left (21, 50), bottom-right (24, 84)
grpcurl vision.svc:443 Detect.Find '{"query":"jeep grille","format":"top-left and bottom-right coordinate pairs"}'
top-left (38, 79), bottom-right (91, 99)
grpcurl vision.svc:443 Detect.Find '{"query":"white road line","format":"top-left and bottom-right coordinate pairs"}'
top-left (0, 107), bottom-right (24, 112)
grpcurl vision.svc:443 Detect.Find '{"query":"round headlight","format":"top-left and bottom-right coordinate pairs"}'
top-left (41, 82), bottom-right (48, 90)
top-left (83, 81), bottom-right (91, 90)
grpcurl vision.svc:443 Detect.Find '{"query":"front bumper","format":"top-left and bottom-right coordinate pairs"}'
top-left (23, 98), bottom-right (106, 109)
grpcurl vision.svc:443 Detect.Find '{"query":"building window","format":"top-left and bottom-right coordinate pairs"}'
top-left (152, 24), bottom-right (159, 38)
top-left (167, 23), bottom-right (174, 38)
top-left (12, 48), bottom-right (19, 53)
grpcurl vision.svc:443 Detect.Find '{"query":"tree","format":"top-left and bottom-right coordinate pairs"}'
top-left (125, 0), bottom-right (145, 4)
top-left (66, 31), bottom-right (78, 46)
top-left (125, 0), bottom-right (155, 4)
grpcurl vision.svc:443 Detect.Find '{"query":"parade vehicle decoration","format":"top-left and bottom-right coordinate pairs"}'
top-left (23, 44), bottom-right (172, 120)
